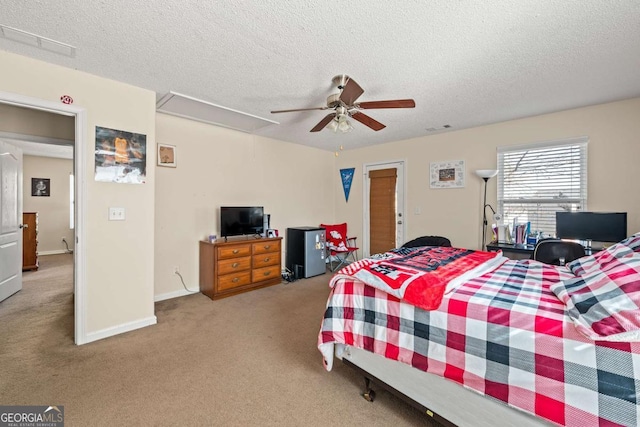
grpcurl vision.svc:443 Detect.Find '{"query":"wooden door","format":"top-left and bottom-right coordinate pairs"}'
top-left (369, 168), bottom-right (397, 255)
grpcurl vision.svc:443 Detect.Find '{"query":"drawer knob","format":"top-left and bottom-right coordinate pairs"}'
top-left (264, 257), bottom-right (270, 262)
top-left (232, 277), bottom-right (240, 283)
top-left (264, 245), bottom-right (271, 249)
top-left (233, 249), bottom-right (240, 254)
top-left (232, 262), bottom-right (239, 268)
top-left (263, 271), bottom-right (271, 276)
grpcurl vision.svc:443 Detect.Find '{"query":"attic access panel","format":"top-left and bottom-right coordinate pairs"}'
top-left (156, 91), bottom-right (278, 133)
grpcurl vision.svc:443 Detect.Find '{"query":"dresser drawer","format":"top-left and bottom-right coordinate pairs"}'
top-left (217, 256), bottom-right (251, 275)
top-left (218, 271), bottom-right (252, 291)
top-left (252, 265), bottom-right (280, 283)
top-left (253, 240), bottom-right (280, 255)
top-left (218, 245), bottom-right (251, 259)
top-left (252, 253), bottom-right (280, 268)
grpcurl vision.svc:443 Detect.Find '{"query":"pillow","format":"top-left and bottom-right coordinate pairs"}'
top-left (566, 243), bottom-right (636, 276)
top-left (617, 232), bottom-right (640, 252)
top-left (551, 256), bottom-right (640, 341)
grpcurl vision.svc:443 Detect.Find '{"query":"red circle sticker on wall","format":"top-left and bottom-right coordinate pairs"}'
top-left (60, 95), bottom-right (73, 104)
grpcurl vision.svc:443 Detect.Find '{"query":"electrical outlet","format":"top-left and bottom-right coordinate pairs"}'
top-left (173, 266), bottom-right (179, 274)
top-left (62, 237), bottom-right (67, 242)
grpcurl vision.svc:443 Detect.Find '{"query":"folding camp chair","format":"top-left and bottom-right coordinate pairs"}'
top-left (321, 223), bottom-right (359, 272)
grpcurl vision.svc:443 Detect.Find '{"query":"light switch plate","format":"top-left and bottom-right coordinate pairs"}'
top-left (108, 207), bottom-right (125, 221)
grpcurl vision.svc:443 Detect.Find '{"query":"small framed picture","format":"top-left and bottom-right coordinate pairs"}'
top-left (430, 160), bottom-right (465, 189)
top-left (157, 143), bottom-right (176, 167)
top-left (31, 178), bottom-right (50, 197)
top-left (267, 229), bottom-right (278, 238)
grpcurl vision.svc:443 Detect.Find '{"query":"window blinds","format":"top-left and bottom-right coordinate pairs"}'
top-left (497, 137), bottom-right (588, 236)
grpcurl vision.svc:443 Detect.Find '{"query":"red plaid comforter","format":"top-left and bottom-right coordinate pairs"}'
top-left (318, 259), bottom-right (640, 427)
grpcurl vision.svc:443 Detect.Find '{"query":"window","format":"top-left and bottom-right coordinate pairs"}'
top-left (497, 137), bottom-right (588, 237)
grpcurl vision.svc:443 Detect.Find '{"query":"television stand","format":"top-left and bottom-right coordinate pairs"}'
top-left (199, 236), bottom-right (282, 300)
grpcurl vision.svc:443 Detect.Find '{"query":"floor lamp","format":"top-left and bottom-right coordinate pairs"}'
top-left (476, 169), bottom-right (499, 250)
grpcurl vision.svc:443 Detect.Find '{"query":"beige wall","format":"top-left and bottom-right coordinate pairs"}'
top-left (3, 47), bottom-right (639, 337)
top-left (0, 103), bottom-right (74, 141)
top-left (334, 97), bottom-right (640, 253)
top-left (154, 113), bottom-right (334, 299)
top-left (23, 155), bottom-right (74, 253)
top-left (1, 50), bottom-right (157, 338)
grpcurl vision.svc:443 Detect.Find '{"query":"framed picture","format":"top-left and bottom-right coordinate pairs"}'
top-left (31, 178), bottom-right (50, 197)
top-left (95, 126), bottom-right (147, 184)
top-left (430, 160), bottom-right (465, 189)
top-left (157, 143), bottom-right (176, 167)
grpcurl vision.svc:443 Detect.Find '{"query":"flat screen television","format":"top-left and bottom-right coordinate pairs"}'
top-left (220, 206), bottom-right (264, 238)
top-left (556, 211), bottom-right (627, 245)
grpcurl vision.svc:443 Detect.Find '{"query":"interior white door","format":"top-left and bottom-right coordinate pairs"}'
top-left (0, 139), bottom-right (22, 303)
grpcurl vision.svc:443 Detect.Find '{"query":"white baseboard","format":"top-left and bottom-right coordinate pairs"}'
top-left (154, 288), bottom-right (200, 302)
top-left (81, 315), bottom-right (157, 345)
top-left (38, 249), bottom-right (71, 256)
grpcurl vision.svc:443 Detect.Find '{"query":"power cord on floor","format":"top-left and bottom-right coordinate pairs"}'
top-left (62, 238), bottom-right (73, 254)
top-left (175, 271), bottom-right (199, 294)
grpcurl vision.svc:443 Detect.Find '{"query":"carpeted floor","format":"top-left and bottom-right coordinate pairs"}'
top-left (0, 254), bottom-right (439, 426)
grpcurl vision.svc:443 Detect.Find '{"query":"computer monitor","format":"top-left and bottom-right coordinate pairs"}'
top-left (555, 211), bottom-right (627, 246)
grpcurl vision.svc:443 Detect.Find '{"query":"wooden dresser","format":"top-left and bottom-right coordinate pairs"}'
top-left (199, 237), bottom-right (282, 300)
top-left (22, 212), bottom-right (39, 271)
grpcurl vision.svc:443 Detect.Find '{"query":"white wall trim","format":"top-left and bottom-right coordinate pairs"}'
top-left (154, 289), bottom-right (199, 302)
top-left (38, 249), bottom-right (70, 256)
top-left (83, 316), bottom-right (158, 344)
top-left (0, 90), bottom-right (88, 346)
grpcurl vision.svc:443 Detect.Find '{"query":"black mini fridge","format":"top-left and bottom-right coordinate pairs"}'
top-left (286, 227), bottom-right (326, 278)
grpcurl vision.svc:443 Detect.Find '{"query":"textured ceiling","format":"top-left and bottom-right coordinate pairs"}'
top-left (1, 1), bottom-right (639, 151)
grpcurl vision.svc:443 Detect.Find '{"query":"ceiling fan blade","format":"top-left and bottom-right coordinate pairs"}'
top-left (339, 78), bottom-right (364, 106)
top-left (271, 106), bottom-right (327, 114)
top-left (351, 112), bottom-right (386, 131)
top-left (356, 99), bottom-right (416, 109)
top-left (310, 114), bottom-right (336, 132)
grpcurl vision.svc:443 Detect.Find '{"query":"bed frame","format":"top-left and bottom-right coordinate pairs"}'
top-left (340, 346), bottom-right (552, 427)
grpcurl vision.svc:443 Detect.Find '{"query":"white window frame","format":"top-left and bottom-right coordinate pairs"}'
top-left (497, 136), bottom-right (588, 237)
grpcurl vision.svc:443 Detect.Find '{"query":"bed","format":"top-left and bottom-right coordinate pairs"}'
top-left (318, 236), bottom-right (640, 427)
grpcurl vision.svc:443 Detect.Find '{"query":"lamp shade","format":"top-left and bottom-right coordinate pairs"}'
top-left (475, 169), bottom-right (498, 179)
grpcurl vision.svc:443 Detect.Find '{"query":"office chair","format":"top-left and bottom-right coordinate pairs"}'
top-left (533, 239), bottom-right (586, 266)
top-left (401, 236), bottom-right (452, 248)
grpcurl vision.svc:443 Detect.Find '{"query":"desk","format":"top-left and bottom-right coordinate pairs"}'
top-left (486, 242), bottom-right (600, 260)
top-left (486, 243), bottom-right (535, 260)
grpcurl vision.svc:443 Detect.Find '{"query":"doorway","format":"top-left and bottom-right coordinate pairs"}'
top-left (363, 160), bottom-right (405, 258)
top-left (0, 90), bottom-right (87, 344)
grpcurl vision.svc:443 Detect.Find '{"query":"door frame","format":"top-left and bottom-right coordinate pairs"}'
top-left (362, 159), bottom-right (406, 258)
top-left (0, 90), bottom-right (88, 345)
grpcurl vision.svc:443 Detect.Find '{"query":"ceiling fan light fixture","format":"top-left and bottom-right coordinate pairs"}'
top-left (337, 117), bottom-right (353, 133)
top-left (328, 112), bottom-right (353, 133)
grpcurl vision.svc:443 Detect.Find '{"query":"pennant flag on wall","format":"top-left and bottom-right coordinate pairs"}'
top-left (340, 168), bottom-right (355, 202)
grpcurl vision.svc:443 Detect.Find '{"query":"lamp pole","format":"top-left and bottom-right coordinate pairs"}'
top-left (481, 177), bottom-right (489, 250)
top-left (476, 169), bottom-right (498, 251)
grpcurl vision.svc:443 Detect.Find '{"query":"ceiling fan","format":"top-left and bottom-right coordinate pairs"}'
top-left (270, 74), bottom-right (415, 133)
